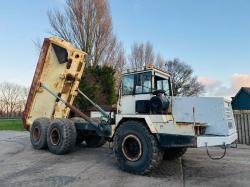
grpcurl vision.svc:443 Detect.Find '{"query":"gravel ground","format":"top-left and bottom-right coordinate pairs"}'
top-left (0, 131), bottom-right (249, 187)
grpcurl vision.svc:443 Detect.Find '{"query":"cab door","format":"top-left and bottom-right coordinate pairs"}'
top-left (120, 71), bottom-right (152, 114)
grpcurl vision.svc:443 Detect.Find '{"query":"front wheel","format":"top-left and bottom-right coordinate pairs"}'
top-left (113, 120), bottom-right (163, 175)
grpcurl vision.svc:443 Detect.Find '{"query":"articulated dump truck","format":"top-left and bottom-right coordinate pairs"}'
top-left (23, 37), bottom-right (238, 175)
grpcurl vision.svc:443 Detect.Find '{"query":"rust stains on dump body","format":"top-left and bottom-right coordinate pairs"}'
top-left (22, 37), bottom-right (87, 130)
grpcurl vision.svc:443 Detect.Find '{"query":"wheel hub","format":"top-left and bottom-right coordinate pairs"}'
top-left (122, 134), bottom-right (142, 161)
top-left (50, 128), bottom-right (61, 145)
top-left (32, 127), bottom-right (40, 141)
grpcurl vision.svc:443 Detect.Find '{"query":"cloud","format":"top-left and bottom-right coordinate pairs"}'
top-left (199, 73), bottom-right (250, 97)
top-left (231, 73), bottom-right (250, 89)
top-left (198, 77), bottom-right (221, 90)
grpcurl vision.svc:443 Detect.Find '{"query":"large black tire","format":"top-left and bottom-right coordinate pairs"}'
top-left (70, 117), bottom-right (86, 145)
top-left (113, 120), bottom-right (163, 175)
top-left (85, 135), bottom-right (106, 148)
top-left (47, 118), bottom-right (77, 155)
top-left (30, 118), bottom-right (50, 149)
top-left (163, 147), bottom-right (187, 160)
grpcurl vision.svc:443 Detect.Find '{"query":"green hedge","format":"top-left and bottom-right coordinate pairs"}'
top-left (75, 65), bottom-right (116, 112)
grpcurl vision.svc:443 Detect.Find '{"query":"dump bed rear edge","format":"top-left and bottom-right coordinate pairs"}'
top-left (22, 38), bottom-right (50, 130)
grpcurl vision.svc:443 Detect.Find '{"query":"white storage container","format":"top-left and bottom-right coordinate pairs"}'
top-left (172, 97), bottom-right (237, 136)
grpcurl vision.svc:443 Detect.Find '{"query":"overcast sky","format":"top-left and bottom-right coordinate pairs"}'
top-left (0, 0), bottom-right (249, 97)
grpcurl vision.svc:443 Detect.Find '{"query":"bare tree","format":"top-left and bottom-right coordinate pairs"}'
top-left (166, 59), bottom-right (204, 96)
top-left (129, 42), bottom-right (154, 68)
top-left (129, 41), bottom-right (165, 69)
top-left (129, 42), bottom-right (203, 96)
top-left (0, 82), bottom-right (28, 118)
top-left (47, 0), bottom-right (125, 99)
top-left (16, 87), bottom-right (29, 115)
top-left (144, 42), bottom-right (154, 66)
top-left (48, 0), bottom-right (125, 69)
top-left (0, 97), bottom-right (5, 116)
top-left (154, 54), bottom-right (165, 69)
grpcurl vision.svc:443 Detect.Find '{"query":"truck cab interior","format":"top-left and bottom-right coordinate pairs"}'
top-left (120, 69), bottom-right (172, 114)
top-left (122, 70), bottom-right (172, 96)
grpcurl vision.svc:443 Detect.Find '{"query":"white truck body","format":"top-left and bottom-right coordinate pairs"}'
top-left (172, 96), bottom-right (237, 147)
top-left (172, 96), bottom-right (236, 136)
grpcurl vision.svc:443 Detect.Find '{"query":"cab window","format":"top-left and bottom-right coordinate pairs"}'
top-left (155, 76), bottom-right (171, 96)
top-left (135, 72), bottom-right (151, 94)
top-left (122, 72), bottom-right (152, 95)
top-left (122, 74), bottom-right (134, 95)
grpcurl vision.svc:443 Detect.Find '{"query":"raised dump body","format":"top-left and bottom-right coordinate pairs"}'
top-left (23, 37), bottom-right (87, 130)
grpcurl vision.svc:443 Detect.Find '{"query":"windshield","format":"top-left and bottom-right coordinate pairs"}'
top-left (122, 71), bottom-right (152, 95)
top-left (122, 74), bottom-right (134, 95)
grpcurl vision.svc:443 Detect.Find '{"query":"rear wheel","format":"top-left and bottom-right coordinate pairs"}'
top-left (47, 118), bottom-right (76, 155)
top-left (163, 147), bottom-right (187, 160)
top-left (85, 134), bottom-right (106, 148)
top-left (76, 136), bottom-right (85, 145)
top-left (113, 120), bottom-right (163, 175)
top-left (30, 118), bottom-right (50, 149)
top-left (70, 117), bottom-right (86, 145)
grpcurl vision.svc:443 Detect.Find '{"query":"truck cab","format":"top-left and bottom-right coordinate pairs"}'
top-left (119, 65), bottom-right (172, 115)
top-left (116, 65), bottom-right (237, 148)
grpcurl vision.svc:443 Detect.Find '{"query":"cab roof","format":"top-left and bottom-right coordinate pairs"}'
top-left (122, 64), bottom-right (171, 78)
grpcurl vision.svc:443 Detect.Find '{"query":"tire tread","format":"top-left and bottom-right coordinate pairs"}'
top-left (47, 118), bottom-right (76, 155)
top-left (114, 120), bottom-right (163, 175)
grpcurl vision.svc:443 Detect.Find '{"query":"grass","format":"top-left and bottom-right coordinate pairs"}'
top-left (0, 119), bottom-right (25, 131)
